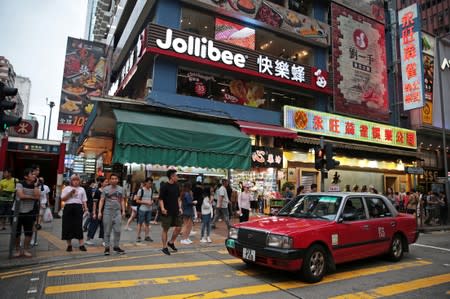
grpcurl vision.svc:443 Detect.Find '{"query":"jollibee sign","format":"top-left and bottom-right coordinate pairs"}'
top-left (146, 24), bottom-right (332, 95)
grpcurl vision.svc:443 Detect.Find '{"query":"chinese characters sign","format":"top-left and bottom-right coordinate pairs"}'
top-left (148, 24), bottom-right (331, 95)
top-left (332, 3), bottom-right (389, 122)
top-left (57, 38), bottom-right (107, 133)
top-left (398, 4), bottom-right (425, 111)
top-left (251, 147), bottom-right (283, 168)
top-left (284, 106), bottom-right (417, 149)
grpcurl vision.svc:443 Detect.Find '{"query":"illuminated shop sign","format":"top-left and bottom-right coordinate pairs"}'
top-left (283, 106), bottom-right (417, 149)
top-left (398, 3), bottom-right (425, 111)
top-left (251, 146), bottom-right (283, 168)
top-left (146, 24), bottom-right (331, 95)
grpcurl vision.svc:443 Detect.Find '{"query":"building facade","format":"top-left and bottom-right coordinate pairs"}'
top-left (78, 0), bottom-right (422, 200)
top-left (15, 76), bottom-right (31, 118)
top-left (0, 56), bottom-right (23, 118)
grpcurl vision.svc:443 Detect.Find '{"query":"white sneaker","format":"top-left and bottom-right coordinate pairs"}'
top-left (200, 238), bottom-right (207, 243)
top-left (85, 240), bottom-right (94, 246)
top-left (180, 239), bottom-right (190, 245)
top-left (102, 242), bottom-right (106, 247)
top-left (125, 227), bottom-right (133, 231)
top-left (207, 237), bottom-right (212, 243)
top-left (189, 230), bottom-right (197, 236)
top-left (186, 238), bottom-right (193, 244)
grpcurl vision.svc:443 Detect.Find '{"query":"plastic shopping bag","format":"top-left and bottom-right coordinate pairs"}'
top-left (43, 207), bottom-right (53, 223)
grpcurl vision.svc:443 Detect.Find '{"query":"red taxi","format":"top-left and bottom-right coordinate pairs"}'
top-left (225, 193), bottom-right (418, 282)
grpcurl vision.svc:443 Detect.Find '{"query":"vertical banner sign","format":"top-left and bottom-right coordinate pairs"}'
top-left (398, 4), bottom-right (425, 111)
top-left (57, 38), bottom-right (106, 133)
top-left (331, 3), bottom-right (389, 122)
top-left (421, 33), bottom-right (435, 125)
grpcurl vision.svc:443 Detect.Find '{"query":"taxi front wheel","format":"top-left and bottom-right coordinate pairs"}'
top-left (301, 244), bottom-right (327, 283)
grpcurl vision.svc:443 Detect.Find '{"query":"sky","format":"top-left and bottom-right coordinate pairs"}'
top-left (0, 0), bottom-right (88, 140)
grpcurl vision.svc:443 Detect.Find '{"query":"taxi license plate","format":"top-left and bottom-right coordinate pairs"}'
top-left (243, 248), bottom-right (255, 261)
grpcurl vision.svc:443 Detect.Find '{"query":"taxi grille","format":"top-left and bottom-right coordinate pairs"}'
top-left (238, 228), bottom-right (267, 247)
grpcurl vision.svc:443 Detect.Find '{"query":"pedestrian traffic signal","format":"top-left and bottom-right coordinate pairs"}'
top-left (314, 146), bottom-right (325, 170)
top-left (325, 143), bottom-right (340, 170)
top-left (0, 82), bottom-right (21, 132)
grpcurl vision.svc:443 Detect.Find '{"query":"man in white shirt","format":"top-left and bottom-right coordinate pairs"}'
top-left (211, 179), bottom-right (231, 231)
top-left (36, 177), bottom-right (50, 230)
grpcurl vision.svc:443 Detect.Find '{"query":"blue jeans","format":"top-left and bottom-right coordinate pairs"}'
top-left (138, 210), bottom-right (152, 225)
top-left (201, 214), bottom-right (211, 237)
top-left (87, 217), bottom-right (104, 239)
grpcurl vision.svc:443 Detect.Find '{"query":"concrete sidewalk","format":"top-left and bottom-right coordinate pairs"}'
top-left (0, 216), bottom-right (234, 270)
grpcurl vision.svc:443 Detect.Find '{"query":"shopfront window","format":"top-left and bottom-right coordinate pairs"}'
top-left (176, 68), bottom-right (315, 112)
top-left (181, 7), bottom-right (314, 65)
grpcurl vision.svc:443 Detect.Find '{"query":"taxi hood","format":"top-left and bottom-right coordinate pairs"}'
top-left (235, 215), bottom-right (332, 235)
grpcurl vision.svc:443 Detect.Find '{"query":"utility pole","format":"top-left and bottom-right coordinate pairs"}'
top-left (47, 99), bottom-right (55, 140)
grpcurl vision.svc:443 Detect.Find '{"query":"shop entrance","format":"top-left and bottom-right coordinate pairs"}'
top-left (385, 176), bottom-right (398, 192)
top-left (299, 169), bottom-right (319, 193)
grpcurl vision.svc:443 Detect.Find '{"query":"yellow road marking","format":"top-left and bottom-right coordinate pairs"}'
top-left (47, 258), bottom-right (242, 277)
top-left (45, 274), bottom-right (200, 295)
top-left (146, 260), bottom-right (432, 299)
top-left (1, 248), bottom-right (221, 280)
top-left (38, 230), bottom-right (68, 250)
top-left (329, 272), bottom-right (450, 299)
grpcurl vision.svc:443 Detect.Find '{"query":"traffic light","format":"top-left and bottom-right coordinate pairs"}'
top-left (0, 82), bottom-right (21, 132)
top-left (325, 143), bottom-right (340, 170)
top-left (314, 146), bottom-right (325, 170)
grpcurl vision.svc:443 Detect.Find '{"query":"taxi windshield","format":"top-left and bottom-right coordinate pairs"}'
top-left (277, 195), bottom-right (342, 221)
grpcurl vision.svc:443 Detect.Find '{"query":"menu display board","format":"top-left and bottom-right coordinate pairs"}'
top-left (332, 3), bottom-right (389, 122)
top-left (194, 0), bottom-right (330, 46)
top-left (57, 37), bottom-right (107, 133)
top-left (215, 18), bottom-right (255, 50)
top-left (332, 0), bottom-right (385, 23)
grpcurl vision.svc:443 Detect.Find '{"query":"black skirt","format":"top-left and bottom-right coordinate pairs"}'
top-left (62, 204), bottom-right (83, 240)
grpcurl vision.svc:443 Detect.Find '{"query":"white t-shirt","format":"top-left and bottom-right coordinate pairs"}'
top-left (218, 186), bottom-right (229, 208)
top-left (61, 186), bottom-right (87, 205)
top-left (40, 185), bottom-right (50, 204)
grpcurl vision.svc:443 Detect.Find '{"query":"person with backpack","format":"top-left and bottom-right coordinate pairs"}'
top-left (135, 178), bottom-right (154, 242)
top-left (85, 177), bottom-right (107, 246)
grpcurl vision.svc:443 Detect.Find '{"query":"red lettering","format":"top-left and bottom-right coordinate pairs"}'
top-left (360, 125), bottom-right (369, 138)
top-left (329, 119), bottom-right (340, 133)
top-left (313, 115), bottom-right (324, 131)
top-left (372, 127), bottom-right (381, 140)
top-left (345, 121), bottom-right (355, 135)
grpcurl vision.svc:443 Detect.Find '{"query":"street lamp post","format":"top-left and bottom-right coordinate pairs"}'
top-left (436, 32), bottom-right (450, 216)
top-left (29, 112), bottom-right (46, 140)
top-left (47, 100), bottom-right (55, 140)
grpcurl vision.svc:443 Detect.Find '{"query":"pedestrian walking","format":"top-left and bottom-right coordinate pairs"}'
top-left (60, 174), bottom-right (88, 252)
top-left (180, 182), bottom-right (196, 245)
top-left (35, 177), bottom-right (50, 230)
top-left (193, 181), bottom-right (203, 223)
top-left (0, 169), bottom-right (17, 230)
top-left (135, 178), bottom-right (154, 242)
top-left (211, 179), bottom-right (231, 231)
top-left (238, 183), bottom-right (252, 222)
top-left (13, 168), bottom-right (40, 257)
top-left (85, 177), bottom-right (107, 246)
top-left (439, 192), bottom-right (448, 225)
top-left (200, 187), bottom-right (213, 243)
top-left (125, 182), bottom-right (142, 231)
top-left (82, 179), bottom-right (94, 232)
top-left (159, 169), bottom-right (182, 255)
top-left (406, 190), bottom-right (419, 215)
top-left (99, 173), bottom-right (126, 255)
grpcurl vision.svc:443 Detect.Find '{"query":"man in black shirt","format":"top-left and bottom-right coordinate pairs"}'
top-left (159, 169), bottom-right (182, 255)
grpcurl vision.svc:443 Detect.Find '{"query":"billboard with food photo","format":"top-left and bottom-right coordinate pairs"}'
top-left (195, 0), bottom-right (329, 46)
top-left (215, 18), bottom-right (255, 50)
top-left (57, 37), bottom-right (106, 132)
top-left (332, 3), bottom-right (389, 122)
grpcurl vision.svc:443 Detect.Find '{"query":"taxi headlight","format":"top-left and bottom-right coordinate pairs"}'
top-left (229, 227), bottom-right (239, 239)
top-left (267, 234), bottom-right (292, 249)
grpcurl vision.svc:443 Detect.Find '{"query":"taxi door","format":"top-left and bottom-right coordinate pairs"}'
top-left (364, 196), bottom-right (395, 255)
top-left (333, 196), bottom-right (373, 263)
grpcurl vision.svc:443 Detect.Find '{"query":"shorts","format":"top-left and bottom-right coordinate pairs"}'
top-left (138, 210), bottom-right (152, 225)
top-left (131, 206), bottom-right (137, 212)
top-left (160, 214), bottom-right (182, 230)
top-left (250, 201), bottom-right (258, 209)
top-left (16, 211), bottom-right (35, 237)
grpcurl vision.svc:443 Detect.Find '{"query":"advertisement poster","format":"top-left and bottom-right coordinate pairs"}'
top-left (332, 3), bottom-right (389, 122)
top-left (398, 4), bottom-right (425, 111)
top-left (432, 38), bottom-right (450, 130)
top-left (332, 0), bottom-right (385, 23)
top-left (215, 18), bottom-right (255, 50)
top-left (196, 0), bottom-right (329, 46)
top-left (422, 33), bottom-right (435, 125)
top-left (57, 37), bottom-right (106, 133)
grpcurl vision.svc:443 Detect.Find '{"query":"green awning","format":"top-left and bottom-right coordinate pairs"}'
top-left (112, 109), bottom-right (251, 169)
